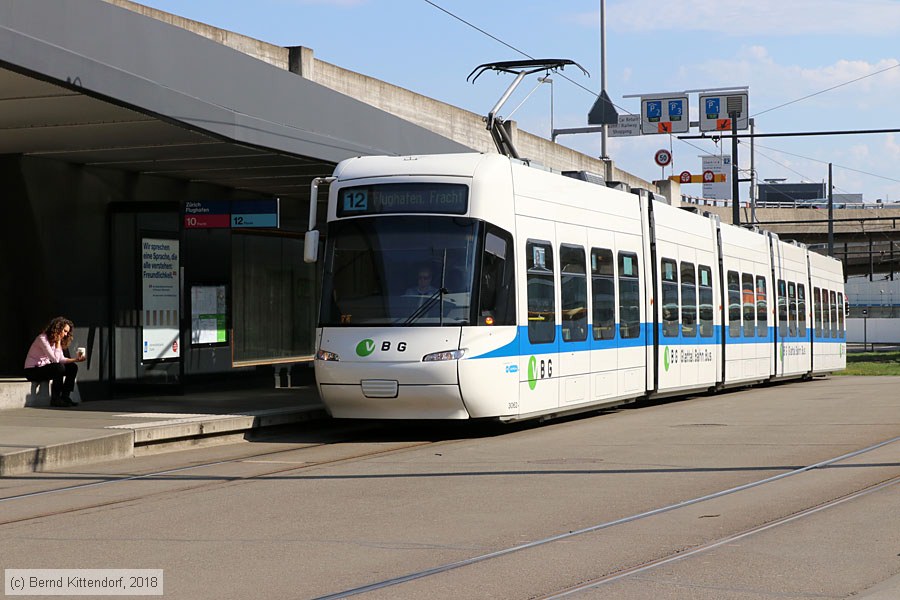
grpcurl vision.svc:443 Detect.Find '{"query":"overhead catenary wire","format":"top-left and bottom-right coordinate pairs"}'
top-left (421, 0), bottom-right (899, 191)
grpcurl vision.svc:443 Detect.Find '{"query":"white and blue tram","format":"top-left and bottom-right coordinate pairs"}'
top-left (310, 153), bottom-right (846, 421)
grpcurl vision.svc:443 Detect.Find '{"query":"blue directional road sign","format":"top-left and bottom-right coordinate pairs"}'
top-left (641, 95), bottom-right (689, 134)
top-left (668, 99), bottom-right (684, 121)
top-left (705, 97), bottom-right (721, 119)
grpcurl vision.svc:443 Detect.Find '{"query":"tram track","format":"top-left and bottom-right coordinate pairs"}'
top-left (536, 474), bottom-right (900, 599)
top-left (312, 434), bottom-right (900, 600)
top-left (0, 422), bottom-right (471, 526)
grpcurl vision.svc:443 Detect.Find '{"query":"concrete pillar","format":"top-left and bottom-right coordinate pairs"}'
top-left (287, 46), bottom-right (315, 79)
top-left (653, 179), bottom-right (680, 207)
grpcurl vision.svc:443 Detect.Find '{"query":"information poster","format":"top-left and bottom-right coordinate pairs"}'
top-left (191, 285), bottom-right (227, 345)
top-left (141, 238), bottom-right (180, 361)
top-left (701, 154), bottom-right (731, 200)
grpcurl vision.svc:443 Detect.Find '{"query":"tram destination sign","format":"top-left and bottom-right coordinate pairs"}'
top-left (337, 183), bottom-right (468, 217)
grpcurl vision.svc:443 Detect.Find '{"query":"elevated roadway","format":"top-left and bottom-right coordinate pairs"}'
top-left (698, 204), bottom-right (900, 276)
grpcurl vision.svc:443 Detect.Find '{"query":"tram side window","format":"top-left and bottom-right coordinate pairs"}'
top-left (681, 262), bottom-right (697, 338)
top-left (591, 248), bottom-right (615, 340)
top-left (830, 290), bottom-right (838, 340)
top-left (742, 273), bottom-right (755, 338)
top-left (798, 284), bottom-right (807, 337)
top-left (756, 276), bottom-right (768, 338)
top-left (837, 292), bottom-right (845, 338)
top-left (777, 279), bottom-right (788, 337)
top-left (788, 282), bottom-right (797, 337)
top-left (662, 258), bottom-right (679, 337)
top-left (698, 265), bottom-right (714, 338)
top-left (728, 270), bottom-right (741, 338)
top-left (526, 241), bottom-right (555, 344)
top-left (822, 288), bottom-right (831, 338)
top-left (618, 252), bottom-right (641, 339)
top-left (814, 287), bottom-right (823, 339)
top-left (479, 228), bottom-right (515, 326)
top-left (560, 244), bottom-right (588, 342)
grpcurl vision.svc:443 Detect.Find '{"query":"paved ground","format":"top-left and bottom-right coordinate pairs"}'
top-left (0, 385), bottom-right (326, 476)
top-left (1, 376), bottom-right (898, 599)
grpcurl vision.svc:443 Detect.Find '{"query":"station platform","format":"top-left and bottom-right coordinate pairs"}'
top-left (0, 385), bottom-right (328, 477)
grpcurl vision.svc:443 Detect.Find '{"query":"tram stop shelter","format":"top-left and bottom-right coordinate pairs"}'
top-left (0, 0), bottom-right (468, 400)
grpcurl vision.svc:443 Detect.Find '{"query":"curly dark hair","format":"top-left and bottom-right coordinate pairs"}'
top-left (43, 316), bottom-right (74, 345)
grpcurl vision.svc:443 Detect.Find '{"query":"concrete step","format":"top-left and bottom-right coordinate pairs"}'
top-left (0, 378), bottom-right (51, 410)
top-left (0, 387), bottom-right (328, 476)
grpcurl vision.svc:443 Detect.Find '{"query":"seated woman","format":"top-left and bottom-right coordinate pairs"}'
top-left (24, 316), bottom-right (86, 407)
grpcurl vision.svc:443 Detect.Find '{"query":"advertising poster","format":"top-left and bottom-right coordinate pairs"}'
top-left (141, 238), bottom-right (181, 361)
top-left (191, 285), bottom-right (227, 345)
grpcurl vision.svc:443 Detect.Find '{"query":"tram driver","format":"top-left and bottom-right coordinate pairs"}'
top-left (405, 265), bottom-right (438, 296)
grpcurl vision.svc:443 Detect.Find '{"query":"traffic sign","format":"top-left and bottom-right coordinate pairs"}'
top-left (667, 172), bottom-right (727, 184)
top-left (654, 149), bottom-right (672, 167)
top-left (641, 95), bottom-right (689, 135)
top-left (608, 114), bottom-right (641, 137)
top-left (699, 92), bottom-right (748, 132)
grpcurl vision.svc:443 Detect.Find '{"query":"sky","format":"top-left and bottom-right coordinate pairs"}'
top-left (135, 0), bottom-right (900, 204)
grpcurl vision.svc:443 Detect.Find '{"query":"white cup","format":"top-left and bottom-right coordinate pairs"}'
top-left (76, 347), bottom-right (86, 360)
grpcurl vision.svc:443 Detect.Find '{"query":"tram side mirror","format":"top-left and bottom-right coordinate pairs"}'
top-left (304, 230), bottom-right (319, 263)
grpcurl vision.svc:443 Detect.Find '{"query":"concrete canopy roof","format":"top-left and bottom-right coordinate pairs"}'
top-left (0, 0), bottom-right (469, 201)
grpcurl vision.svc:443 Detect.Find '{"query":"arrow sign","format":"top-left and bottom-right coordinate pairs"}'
top-left (716, 118), bottom-right (732, 131)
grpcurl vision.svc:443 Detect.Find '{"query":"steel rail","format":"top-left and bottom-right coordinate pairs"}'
top-left (541, 474), bottom-right (900, 598)
top-left (313, 435), bottom-right (900, 600)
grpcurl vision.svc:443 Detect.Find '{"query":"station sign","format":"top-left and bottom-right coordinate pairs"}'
top-left (641, 95), bottom-right (689, 135)
top-left (183, 199), bottom-right (280, 229)
top-left (608, 114), bottom-right (641, 137)
top-left (699, 92), bottom-right (749, 132)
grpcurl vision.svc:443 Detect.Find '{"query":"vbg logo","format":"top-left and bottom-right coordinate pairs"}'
top-left (356, 339), bottom-right (375, 357)
top-left (355, 338), bottom-right (408, 357)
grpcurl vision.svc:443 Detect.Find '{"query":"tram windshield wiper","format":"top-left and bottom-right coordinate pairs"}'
top-left (402, 287), bottom-right (447, 325)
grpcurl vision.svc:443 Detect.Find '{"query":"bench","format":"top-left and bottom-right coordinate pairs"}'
top-left (0, 378), bottom-right (52, 410)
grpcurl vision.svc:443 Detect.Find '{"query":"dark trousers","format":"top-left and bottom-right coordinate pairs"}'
top-left (24, 363), bottom-right (78, 399)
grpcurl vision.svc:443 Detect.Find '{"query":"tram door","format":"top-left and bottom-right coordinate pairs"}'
top-left (556, 224), bottom-right (591, 407)
top-left (518, 217), bottom-right (559, 415)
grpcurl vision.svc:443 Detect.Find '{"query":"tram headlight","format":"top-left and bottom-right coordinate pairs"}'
top-left (316, 349), bottom-right (340, 361)
top-left (422, 349), bottom-right (465, 362)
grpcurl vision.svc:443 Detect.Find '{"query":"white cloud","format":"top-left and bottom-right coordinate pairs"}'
top-left (566, 1), bottom-right (900, 36)
top-left (693, 50), bottom-right (900, 114)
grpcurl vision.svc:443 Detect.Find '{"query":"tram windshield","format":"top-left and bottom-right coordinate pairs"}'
top-left (320, 216), bottom-right (480, 326)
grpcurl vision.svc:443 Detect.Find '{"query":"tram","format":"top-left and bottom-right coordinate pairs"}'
top-left (308, 152), bottom-right (846, 421)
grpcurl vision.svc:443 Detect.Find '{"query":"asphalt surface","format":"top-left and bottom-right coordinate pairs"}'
top-left (1, 376), bottom-right (899, 599)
